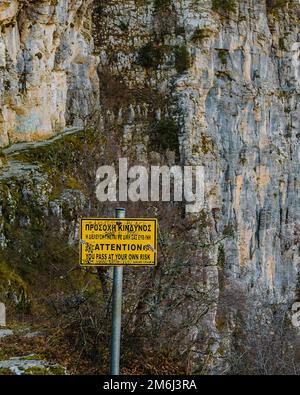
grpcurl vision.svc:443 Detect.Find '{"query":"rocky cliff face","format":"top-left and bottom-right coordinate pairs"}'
top-left (93, 0), bottom-right (300, 300)
top-left (0, 0), bottom-right (99, 147)
top-left (0, 0), bottom-right (299, 373)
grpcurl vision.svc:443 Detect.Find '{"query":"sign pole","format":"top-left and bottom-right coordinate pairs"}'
top-left (110, 207), bottom-right (125, 375)
top-left (80, 212), bottom-right (157, 373)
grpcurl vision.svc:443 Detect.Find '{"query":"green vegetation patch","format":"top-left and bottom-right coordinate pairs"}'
top-left (137, 42), bottom-right (190, 73)
top-left (212, 0), bottom-right (236, 13)
top-left (99, 67), bottom-right (168, 113)
top-left (22, 364), bottom-right (66, 375)
top-left (223, 224), bottom-right (234, 237)
top-left (267, 0), bottom-right (289, 9)
top-left (11, 129), bottom-right (106, 202)
top-left (151, 118), bottom-right (180, 153)
top-left (0, 151), bottom-right (8, 167)
top-left (0, 368), bottom-right (15, 375)
top-left (266, 0), bottom-right (290, 17)
top-left (279, 37), bottom-right (287, 51)
top-left (192, 28), bottom-right (213, 44)
top-left (19, 354), bottom-right (46, 361)
top-left (201, 134), bottom-right (214, 154)
top-left (154, 0), bottom-right (171, 11)
top-left (137, 42), bottom-right (166, 69)
top-left (0, 128), bottom-right (110, 311)
top-left (0, 260), bottom-right (30, 310)
top-left (174, 45), bottom-right (191, 73)
top-left (13, 129), bottom-right (102, 174)
top-left (217, 49), bottom-right (229, 65)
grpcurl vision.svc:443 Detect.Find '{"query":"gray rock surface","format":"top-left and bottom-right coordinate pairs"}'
top-left (0, 303), bottom-right (5, 326)
top-left (0, 355), bottom-right (67, 375)
top-left (0, 329), bottom-right (13, 338)
top-left (91, 0), bottom-right (300, 301)
top-left (0, 1), bottom-right (99, 147)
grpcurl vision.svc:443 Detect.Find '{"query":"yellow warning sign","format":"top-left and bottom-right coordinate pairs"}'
top-left (80, 218), bottom-right (158, 267)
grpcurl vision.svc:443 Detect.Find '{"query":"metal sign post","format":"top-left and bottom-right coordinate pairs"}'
top-left (79, 212), bottom-right (158, 375)
top-left (110, 207), bottom-right (125, 375)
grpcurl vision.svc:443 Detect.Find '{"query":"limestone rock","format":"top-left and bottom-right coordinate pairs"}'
top-left (0, 0), bottom-right (99, 147)
top-left (0, 303), bottom-right (5, 327)
top-left (0, 329), bottom-right (13, 338)
top-left (0, 356), bottom-right (67, 375)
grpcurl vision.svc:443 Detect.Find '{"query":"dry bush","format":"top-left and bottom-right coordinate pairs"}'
top-left (226, 303), bottom-right (300, 375)
top-left (38, 202), bottom-right (217, 374)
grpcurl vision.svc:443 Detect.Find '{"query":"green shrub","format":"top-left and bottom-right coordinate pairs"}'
top-left (137, 42), bottom-right (165, 68)
top-left (217, 244), bottom-right (226, 268)
top-left (212, 0), bottom-right (236, 13)
top-left (154, 0), bottom-right (171, 10)
top-left (218, 49), bottom-right (228, 65)
top-left (151, 118), bottom-right (179, 152)
top-left (278, 37), bottom-right (287, 51)
top-left (174, 45), bottom-right (190, 73)
top-left (266, 0), bottom-right (290, 18)
top-left (266, 0), bottom-right (289, 10)
top-left (223, 224), bottom-right (234, 237)
top-left (0, 260), bottom-right (30, 311)
top-left (175, 26), bottom-right (185, 36)
top-left (192, 28), bottom-right (213, 43)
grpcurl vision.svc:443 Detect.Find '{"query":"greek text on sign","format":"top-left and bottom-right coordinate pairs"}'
top-left (80, 218), bottom-right (158, 266)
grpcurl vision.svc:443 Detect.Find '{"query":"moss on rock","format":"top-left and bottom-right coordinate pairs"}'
top-left (212, 0), bottom-right (236, 13)
top-left (0, 260), bottom-right (30, 310)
